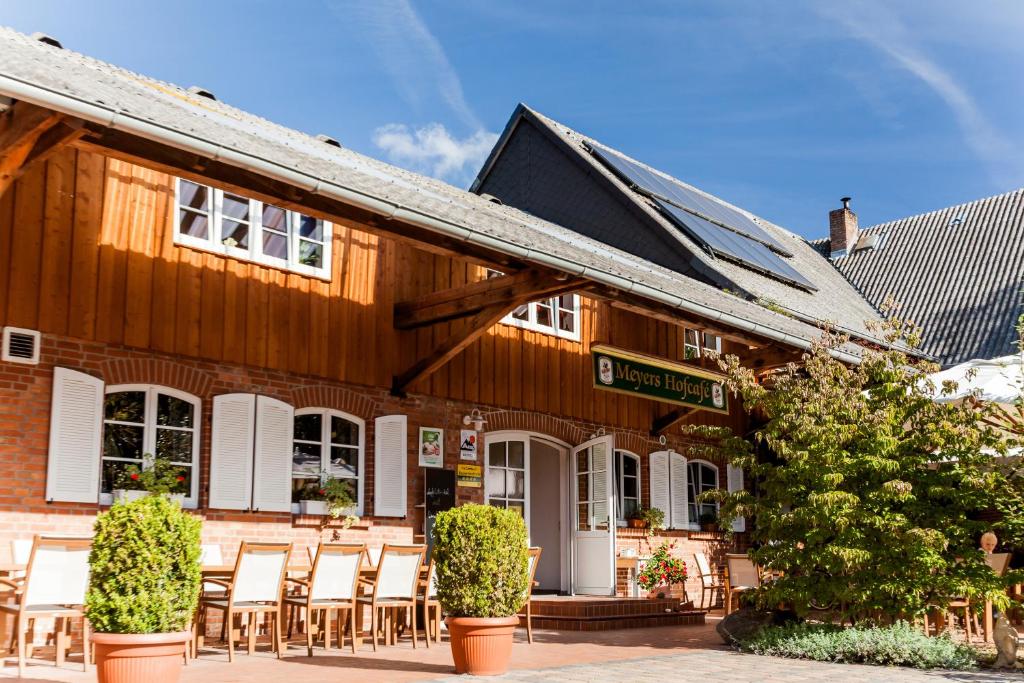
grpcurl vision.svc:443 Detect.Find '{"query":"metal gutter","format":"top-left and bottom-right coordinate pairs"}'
top-left (0, 72), bottom-right (867, 364)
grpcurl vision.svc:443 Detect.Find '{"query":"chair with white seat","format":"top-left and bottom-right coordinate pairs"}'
top-left (518, 547), bottom-right (542, 644)
top-left (0, 536), bottom-right (92, 676)
top-left (194, 541), bottom-right (290, 662)
top-left (416, 556), bottom-right (441, 647)
top-left (367, 547), bottom-right (382, 567)
top-left (356, 544), bottom-right (425, 651)
top-left (724, 553), bottom-right (761, 615)
top-left (693, 552), bottom-right (723, 611)
top-left (285, 543), bottom-right (364, 655)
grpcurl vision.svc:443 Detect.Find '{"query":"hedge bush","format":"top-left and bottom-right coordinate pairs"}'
top-left (85, 495), bottom-right (202, 633)
top-left (738, 621), bottom-right (978, 671)
top-left (432, 504), bottom-right (529, 618)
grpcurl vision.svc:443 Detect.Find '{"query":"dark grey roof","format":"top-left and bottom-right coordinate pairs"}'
top-left (814, 189), bottom-right (1024, 366)
top-left (474, 105), bottom-right (885, 344)
top-left (0, 27), bottom-right (884, 361)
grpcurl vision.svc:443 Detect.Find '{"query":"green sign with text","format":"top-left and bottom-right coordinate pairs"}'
top-left (591, 344), bottom-right (728, 413)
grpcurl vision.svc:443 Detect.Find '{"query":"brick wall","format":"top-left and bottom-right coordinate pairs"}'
top-left (0, 331), bottom-right (739, 590)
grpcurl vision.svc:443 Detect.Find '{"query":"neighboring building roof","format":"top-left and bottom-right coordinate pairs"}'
top-left (0, 27), bottom-right (880, 361)
top-left (472, 105), bottom-right (885, 345)
top-left (810, 188), bottom-right (1024, 367)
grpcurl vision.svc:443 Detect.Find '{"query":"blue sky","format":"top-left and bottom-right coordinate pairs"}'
top-left (4, 0), bottom-right (1024, 238)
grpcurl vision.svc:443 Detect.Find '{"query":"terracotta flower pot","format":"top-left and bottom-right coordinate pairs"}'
top-left (92, 631), bottom-right (190, 683)
top-left (446, 616), bottom-right (519, 676)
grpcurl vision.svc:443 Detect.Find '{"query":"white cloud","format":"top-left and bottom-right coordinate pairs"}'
top-left (332, 0), bottom-right (481, 129)
top-left (817, 1), bottom-right (1016, 183)
top-left (373, 123), bottom-right (498, 184)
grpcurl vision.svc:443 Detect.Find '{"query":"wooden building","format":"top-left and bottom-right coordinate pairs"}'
top-left (0, 29), bottom-right (886, 606)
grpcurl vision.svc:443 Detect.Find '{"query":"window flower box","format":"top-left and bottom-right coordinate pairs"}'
top-left (112, 489), bottom-right (149, 504)
top-left (299, 500), bottom-right (328, 516)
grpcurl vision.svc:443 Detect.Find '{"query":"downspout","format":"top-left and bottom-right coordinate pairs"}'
top-left (0, 73), bottom-right (865, 365)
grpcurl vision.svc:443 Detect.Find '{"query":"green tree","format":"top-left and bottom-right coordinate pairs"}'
top-left (697, 316), bottom-right (1021, 622)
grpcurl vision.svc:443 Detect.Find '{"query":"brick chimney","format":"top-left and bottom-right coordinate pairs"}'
top-left (829, 197), bottom-right (858, 258)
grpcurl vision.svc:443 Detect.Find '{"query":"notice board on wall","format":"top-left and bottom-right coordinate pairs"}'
top-left (425, 467), bottom-right (456, 558)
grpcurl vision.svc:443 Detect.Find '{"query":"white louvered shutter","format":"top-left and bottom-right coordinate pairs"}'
top-left (670, 451), bottom-right (690, 530)
top-left (45, 368), bottom-right (103, 503)
top-left (252, 396), bottom-right (294, 512)
top-left (648, 450), bottom-right (670, 527)
top-left (374, 415), bottom-right (407, 517)
top-left (727, 464), bottom-right (746, 532)
top-left (209, 393), bottom-right (256, 510)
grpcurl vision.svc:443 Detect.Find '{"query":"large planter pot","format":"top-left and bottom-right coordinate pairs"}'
top-left (92, 631), bottom-right (190, 683)
top-left (446, 616), bottom-right (519, 676)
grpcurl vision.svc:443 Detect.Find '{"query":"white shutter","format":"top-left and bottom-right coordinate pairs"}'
top-left (727, 464), bottom-right (746, 532)
top-left (670, 451), bottom-right (690, 530)
top-left (648, 450), bottom-right (670, 527)
top-left (45, 368), bottom-right (103, 503)
top-left (374, 415), bottom-right (407, 517)
top-left (209, 393), bottom-right (256, 510)
top-left (252, 396), bottom-right (294, 512)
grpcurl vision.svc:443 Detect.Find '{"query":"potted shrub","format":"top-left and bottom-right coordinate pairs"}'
top-left (626, 507), bottom-right (647, 529)
top-left (698, 510), bottom-right (719, 532)
top-left (323, 477), bottom-right (360, 528)
top-left (432, 504), bottom-right (529, 676)
top-left (637, 541), bottom-right (688, 600)
top-left (112, 456), bottom-right (188, 505)
top-left (86, 494), bottom-right (202, 683)
top-left (641, 506), bottom-right (665, 535)
top-left (298, 481), bottom-right (328, 516)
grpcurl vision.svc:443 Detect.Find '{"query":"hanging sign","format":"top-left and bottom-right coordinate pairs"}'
top-left (456, 464), bottom-right (482, 488)
top-left (591, 344), bottom-right (728, 413)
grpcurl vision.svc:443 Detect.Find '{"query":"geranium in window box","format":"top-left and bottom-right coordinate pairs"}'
top-left (112, 456), bottom-right (188, 506)
top-left (299, 482), bottom-right (329, 515)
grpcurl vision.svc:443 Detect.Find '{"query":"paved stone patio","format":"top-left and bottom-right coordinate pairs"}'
top-left (1, 618), bottom-right (1020, 682)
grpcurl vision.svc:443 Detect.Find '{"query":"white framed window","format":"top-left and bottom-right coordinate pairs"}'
top-left (687, 459), bottom-right (719, 526)
top-left (486, 439), bottom-right (527, 518)
top-left (614, 450), bottom-right (641, 522)
top-left (175, 178), bottom-right (332, 280)
top-left (101, 385), bottom-right (200, 508)
top-left (684, 329), bottom-right (722, 359)
top-left (292, 408), bottom-right (364, 514)
top-left (485, 270), bottom-right (581, 341)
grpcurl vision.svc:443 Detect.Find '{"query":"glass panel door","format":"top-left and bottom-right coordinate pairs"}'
top-left (571, 434), bottom-right (615, 595)
top-left (486, 438), bottom-right (528, 522)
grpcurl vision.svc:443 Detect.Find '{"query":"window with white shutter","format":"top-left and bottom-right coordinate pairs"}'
top-left (46, 368), bottom-right (104, 503)
top-left (373, 415), bottom-right (407, 517)
top-left (727, 464), bottom-right (746, 532)
top-left (209, 393), bottom-right (256, 510)
top-left (669, 452), bottom-right (689, 530)
top-left (647, 450), bottom-right (670, 526)
top-left (688, 459), bottom-right (720, 528)
top-left (251, 396), bottom-right (294, 512)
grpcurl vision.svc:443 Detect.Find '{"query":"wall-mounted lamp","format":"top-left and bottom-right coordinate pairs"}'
top-left (658, 434), bottom-right (667, 446)
top-left (462, 408), bottom-right (487, 432)
top-left (589, 427), bottom-right (607, 439)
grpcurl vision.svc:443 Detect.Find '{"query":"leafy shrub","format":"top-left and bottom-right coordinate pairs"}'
top-left (738, 621), bottom-right (978, 671)
top-left (432, 504), bottom-right (529, 618)
top-left (85, 495), bottom-right (202, 633)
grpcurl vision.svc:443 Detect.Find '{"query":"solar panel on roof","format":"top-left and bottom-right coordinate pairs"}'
top-left (655, 200), bottom-right (818, 291)
top-left (590, 145), bottom-right (793, 257)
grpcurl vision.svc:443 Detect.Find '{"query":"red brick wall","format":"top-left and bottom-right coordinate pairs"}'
top-left (0, 331), bottom-right (739, 575)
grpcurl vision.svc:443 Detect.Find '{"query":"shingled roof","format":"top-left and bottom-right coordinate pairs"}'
top-left (0, 27), bottom-right (884, 361)
top-left (473, 105), bottom-right (886, 345)
top-left (812, 189), bottom-right (1024, 367)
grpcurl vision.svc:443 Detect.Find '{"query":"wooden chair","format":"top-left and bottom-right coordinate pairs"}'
top-left (724, 553), bottom-right (760, 615)
top-left (355, 544), bottom-right (425, 651)
top-left (946, 597), bottom-right (972, 640)
top-left (519, 547), bottom-right (542, 644)
top-left (417, 556), bottom-right (441, 647)
top-left (194, 541), bottom-right (290, 662)
top-left (0, 536), bottom-right (91, 676)
top-left (693, 552), bottom-right (723, 611)
top-left (284, 543), bottom-right (364, 656)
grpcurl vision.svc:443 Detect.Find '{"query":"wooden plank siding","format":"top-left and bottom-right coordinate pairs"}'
top-left (0, 148), bottom-right (745, 433)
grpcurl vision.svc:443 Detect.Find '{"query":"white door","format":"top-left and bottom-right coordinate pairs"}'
top-left (572, 434), bottom-right (616, 595)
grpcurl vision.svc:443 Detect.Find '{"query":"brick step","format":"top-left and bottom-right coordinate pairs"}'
top-left (530, 596), bottom-right (687, 618)
top-left (525, 610), bottom-right (705, 632)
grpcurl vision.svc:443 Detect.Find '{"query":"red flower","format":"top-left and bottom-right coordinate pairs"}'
top-left (176, 475), bottom-right (185, 482)
top-left (318, 489), bottom-right (326, 496)
top-left (129, 473), bottom-right (139, 481)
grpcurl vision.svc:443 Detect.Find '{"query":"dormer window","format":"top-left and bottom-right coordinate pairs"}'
top-left (174, 178), bottom-right (332, 279)
top-left (684, 329), bottom-right (721, 359)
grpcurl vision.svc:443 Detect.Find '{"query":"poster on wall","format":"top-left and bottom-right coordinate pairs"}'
top-left (459, 429), bottom-right (478, 461)
top-left (457, 464), bottom-right (482, 488)
top-left (418, 427), bottom-right (444, 468)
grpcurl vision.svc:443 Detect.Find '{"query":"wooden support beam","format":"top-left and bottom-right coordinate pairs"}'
top-left (651, 407), bottom-right (698, 436)
top-left (0, 103), bottom-right (63, 196)
top-left (742, 346), bottom-right (804, 372)
top-left (394, 270), bottom-right (587, 329)
top-left (392, 301), bottom-right (524, 396)
top-left (16, 119), bottom-right (86, 175)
